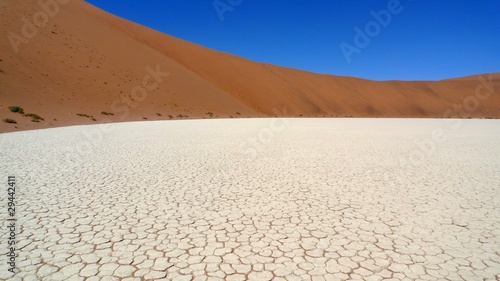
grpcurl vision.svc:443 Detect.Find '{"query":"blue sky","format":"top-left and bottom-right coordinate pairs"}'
top-left (85, 0), bottom-right (499, 81)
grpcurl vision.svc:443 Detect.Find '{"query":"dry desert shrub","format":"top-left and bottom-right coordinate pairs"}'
top-left (3, 118), bottom-right (17, 124)
top-left (8, 106), bottom-right (24, 114)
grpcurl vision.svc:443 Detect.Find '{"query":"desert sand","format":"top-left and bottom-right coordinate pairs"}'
top-left (1, 118), bottom-right (499, 280)
top-left (1, 1), bottom-right (499, 133)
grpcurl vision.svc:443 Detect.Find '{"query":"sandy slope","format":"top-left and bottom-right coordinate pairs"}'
top-left (1, 0), bottom-right (499, 133)
top-left (1, 119), bottom-right (499, 279)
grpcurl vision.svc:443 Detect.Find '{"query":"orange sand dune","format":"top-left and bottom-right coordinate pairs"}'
top-left (1, 0), bottom-right (498, 133)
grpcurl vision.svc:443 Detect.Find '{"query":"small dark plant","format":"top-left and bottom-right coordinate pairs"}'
top-left (8, 106), bottom-right (24, 114)
top-left (24, 113), bottom-right (44, 121)
top-left (3, 118), bottom-right (17, 124)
